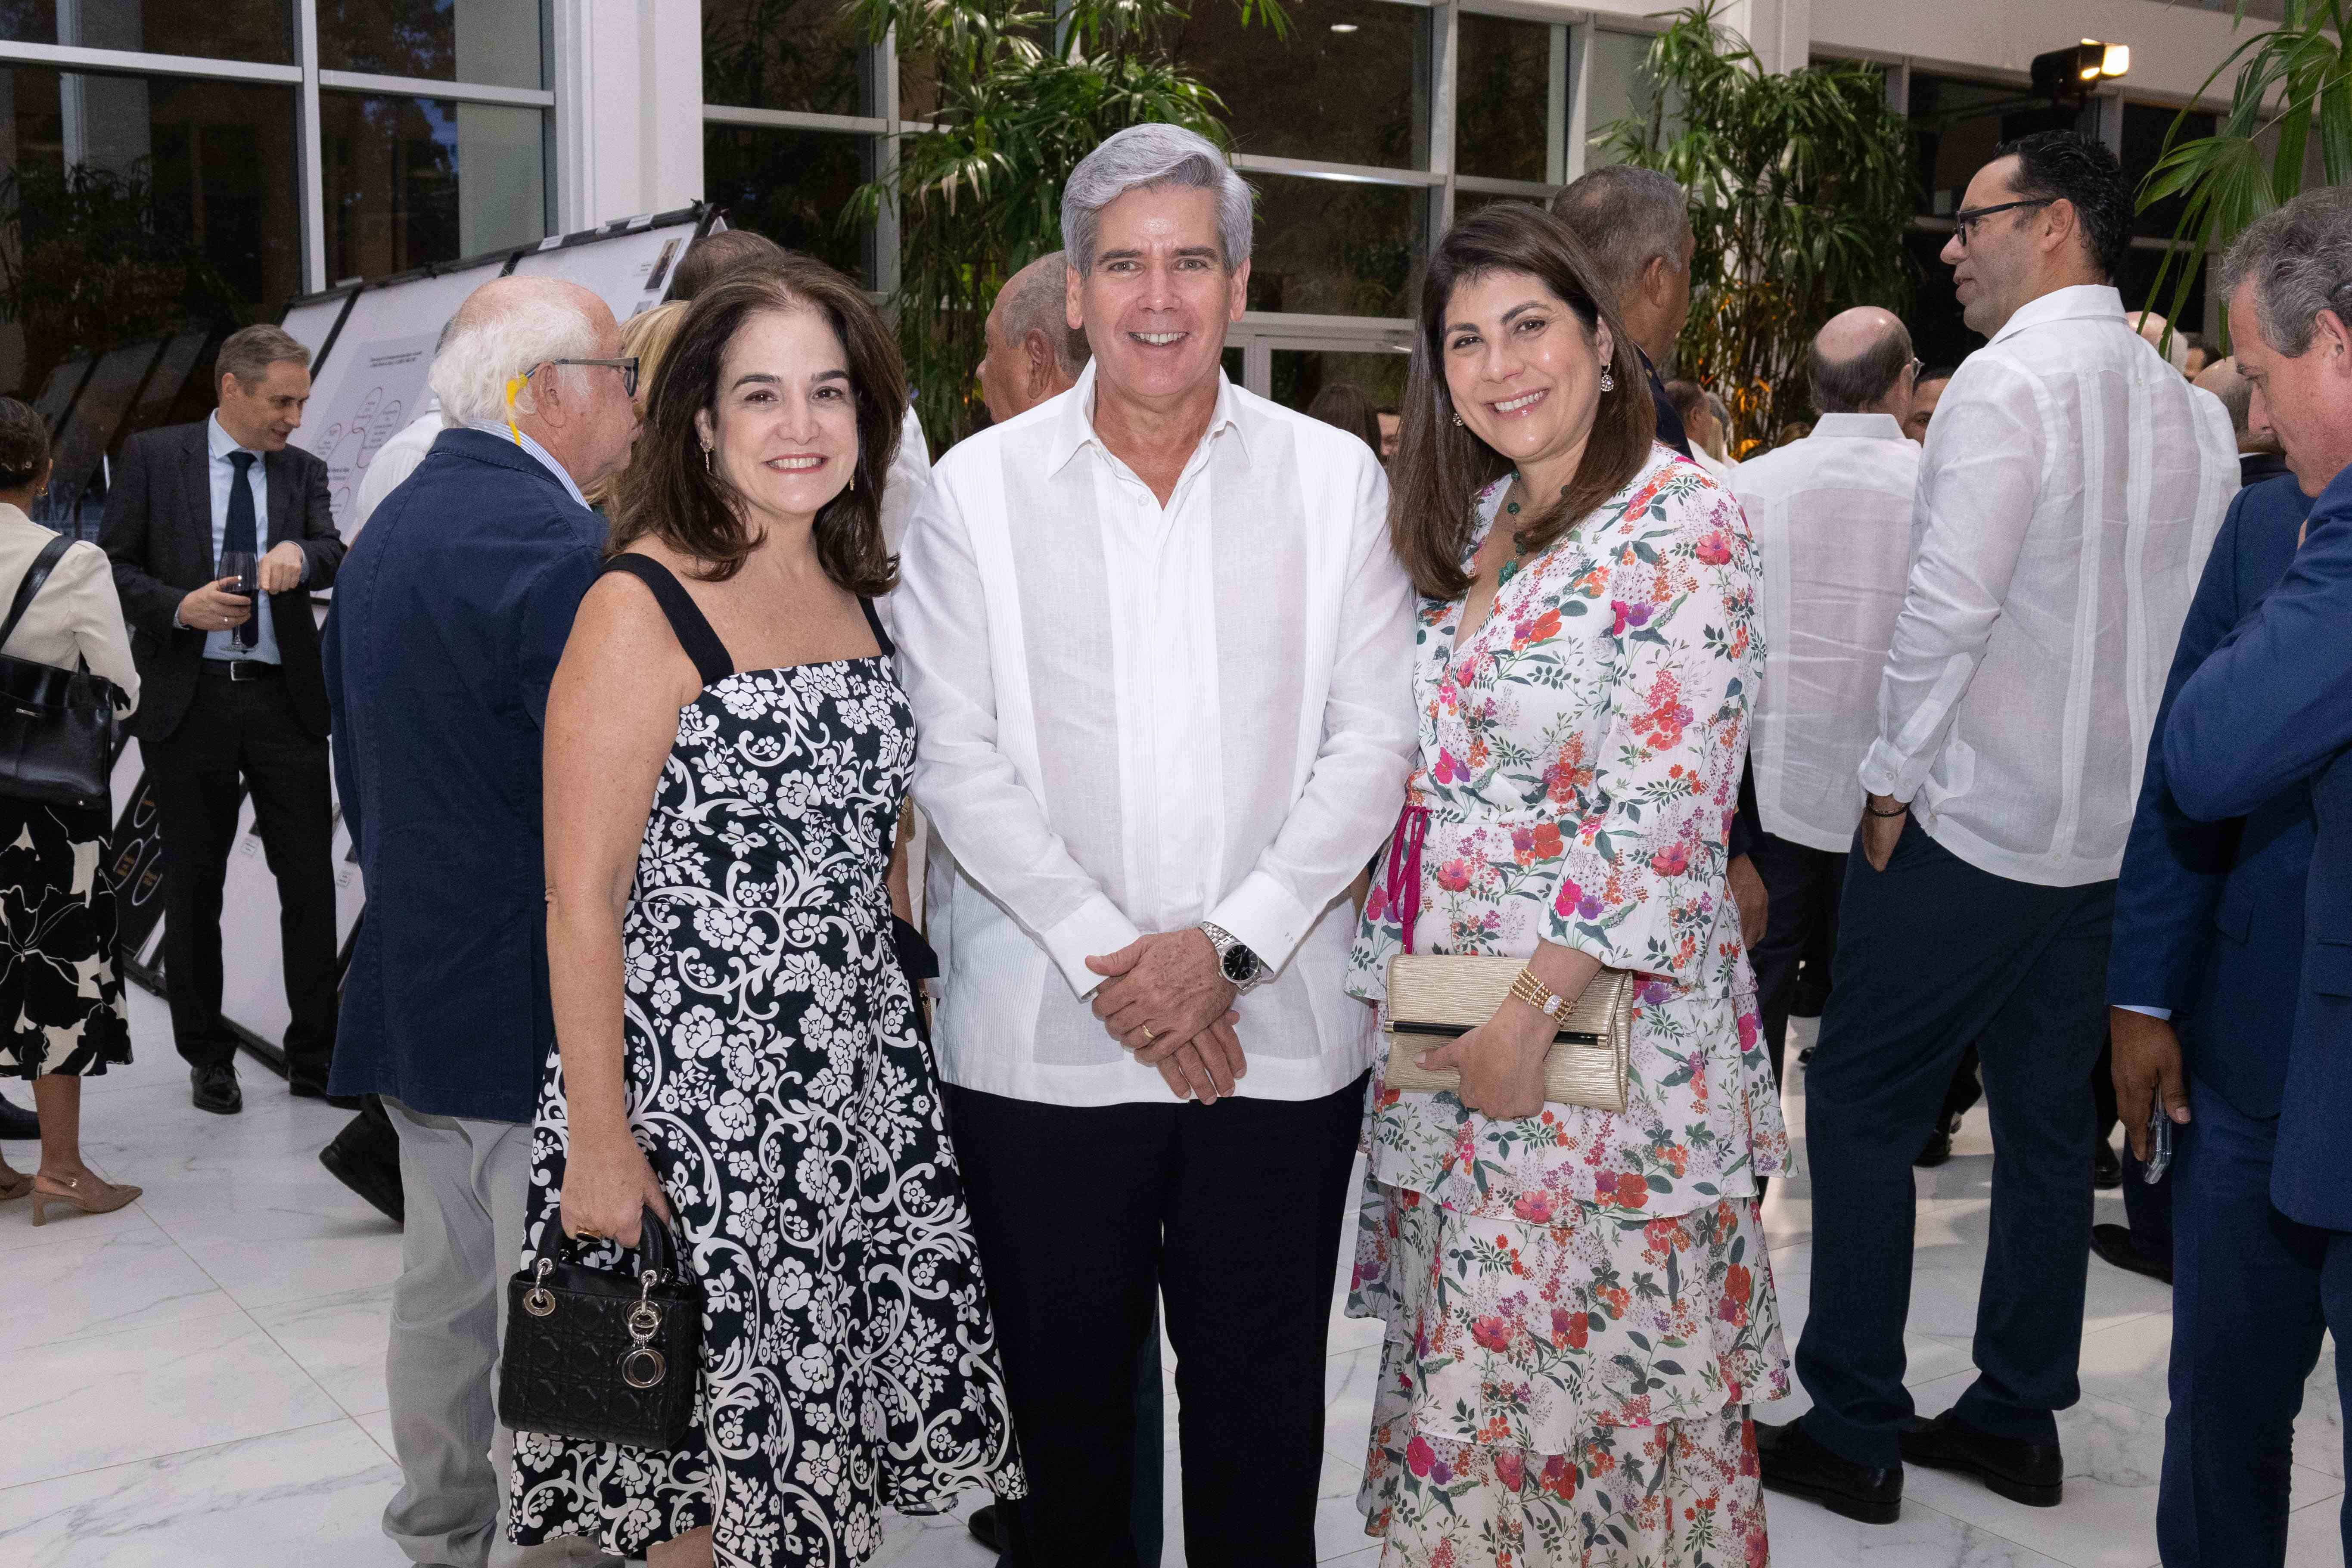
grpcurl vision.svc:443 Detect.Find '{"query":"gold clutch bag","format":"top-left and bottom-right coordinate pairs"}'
top-left (1381, 953), bottom-right (1635, 1113)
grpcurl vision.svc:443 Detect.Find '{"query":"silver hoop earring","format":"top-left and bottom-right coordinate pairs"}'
top-left (1599, 369), bottom-right (1616, 392)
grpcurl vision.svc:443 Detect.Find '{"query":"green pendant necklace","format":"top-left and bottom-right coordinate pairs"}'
top-left (1495, 478), bottom-right (1569, 589)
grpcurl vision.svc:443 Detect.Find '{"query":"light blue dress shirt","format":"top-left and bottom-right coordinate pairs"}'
top-left (201, 410), bottom-right (282, 665)
top-left (466, 422), bottom-right (589, 510)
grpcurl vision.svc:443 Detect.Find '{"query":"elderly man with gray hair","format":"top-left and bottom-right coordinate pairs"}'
top-left (2155, 183), bottom-right (2352, 1565)
top-left (894, 122), bottom-right (1417, 1562)
top-left (322, 274), bottom-right (636, 1568)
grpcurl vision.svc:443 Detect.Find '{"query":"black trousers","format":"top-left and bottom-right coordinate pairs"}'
top-left (1795, 816), bottom-right (2113, 1467)
top-left (146, 670), bottom-right (338, 1086)
top-left (1746, 827), bottom-right (1846, 1087)
top-left (946, 1072), bottom-right (1368, 1568)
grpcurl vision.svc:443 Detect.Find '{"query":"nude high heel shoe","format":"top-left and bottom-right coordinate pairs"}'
top-left (30, 1171), bottom-right (141, 1225)
top-left (0, 1166), bottom-right (29, 1202)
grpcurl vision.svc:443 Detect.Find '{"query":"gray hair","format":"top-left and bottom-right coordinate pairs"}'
top-left (427, 277), bottom-right (603, 427)
top-left (216, 323), bottom-right (311, 389)
top-left (1810, 315), bottom-right (1914, 414)
top-left (997, 251), bottom-right (1090, 376)
top-left (2220, 185), bottom-right (2352, 357)
top-left (1061, 124), bottom-right (1254, 275)
top-left (1550, 165), bottom-right (1690, 314)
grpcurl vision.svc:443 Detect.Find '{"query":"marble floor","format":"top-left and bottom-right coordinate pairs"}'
top-left (1, 998), bottom-right (2343, 1568)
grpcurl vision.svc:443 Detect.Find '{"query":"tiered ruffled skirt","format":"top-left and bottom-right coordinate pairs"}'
top-left (1349, 1175), bottom-right (1786, 1566)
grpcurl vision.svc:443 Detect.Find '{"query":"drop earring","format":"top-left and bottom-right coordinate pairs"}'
top-left (1600, 369), bottom-right (1616, 392)
top-left (1451, 412), bottom-right (1464, 427)
top-left (701, 446), bottom-right (713, 472)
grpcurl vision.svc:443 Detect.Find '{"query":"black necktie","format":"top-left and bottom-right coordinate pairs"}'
top-left (226, 450), bottom-right (258, 650)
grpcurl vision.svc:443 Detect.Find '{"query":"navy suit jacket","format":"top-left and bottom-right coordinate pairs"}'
top-left (2167, 462), bottom-right (2352, 1230)
top-left (2110, 475), bottom-right (2313, 1120)
top-left (323, 429), bottom-right (606, 1123)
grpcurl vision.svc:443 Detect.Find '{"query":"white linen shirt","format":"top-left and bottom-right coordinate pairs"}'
top-left (894, 362), bottom-right (1418, 1106)
top-left (1731, 412), bottom-right (1920, 853)
top-left (1858, 285), bottom-right (2237, 886)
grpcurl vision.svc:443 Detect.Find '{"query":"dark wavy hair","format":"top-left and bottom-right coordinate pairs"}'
top-left (1389, 203), bottom-right (1655, 602)
top-left (1996, 130), bottom-right (2132, 284)
top-left (613, 255), bottom-right (904, 591)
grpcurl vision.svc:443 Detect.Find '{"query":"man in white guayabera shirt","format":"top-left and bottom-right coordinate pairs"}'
top-left (892, 123), bottom-right (1417, 1565)
top-left (1756, 130), bottom-right (2238, 1526)
top-left (1729, 305), bottom-right (1922, 1089)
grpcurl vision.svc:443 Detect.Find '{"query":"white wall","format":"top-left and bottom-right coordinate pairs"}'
top-left (555, 0), bottom-right (705, 230)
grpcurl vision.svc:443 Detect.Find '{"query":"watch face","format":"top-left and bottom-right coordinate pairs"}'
top-left (1222, 944), bottom-right (1260, 982)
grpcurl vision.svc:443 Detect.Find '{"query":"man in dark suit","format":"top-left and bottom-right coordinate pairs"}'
top-left (101, 323), bottom-right (346, 1114)
top-left (2161, 185), bottom-right (2352, 1565)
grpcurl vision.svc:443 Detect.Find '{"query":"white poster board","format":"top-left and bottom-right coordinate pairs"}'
top-left (509, 213), bottom-right (700, 324)
top-left (291, 259), bottom-right (510, 537)
top-left (280, 290), bottom-right (355, 361)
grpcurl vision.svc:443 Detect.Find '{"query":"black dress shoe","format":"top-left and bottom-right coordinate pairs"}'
top-left (1898, 1410), bottom-right (2063, 1507)
top-left (966, 1502), bottom-right (1005, 1554)
top-left (1914, 1124), bottom-right (1954, 1167)
top-left (289, 1079), bottom-right (364, 1110)
top-left (0, 1088), bottom-right (38, 1140)
top-left (1755, 1417), bottom-right (1902, 1525)
top-left (2091, 1221), bottom-right (2173, 1285)
top-left (191, 1063), bottom-right (242, 1115)
top-left (319, 1110), bottom-right (404, 1226)
top-left (2093, 1138), bottom-right (2122, 1189)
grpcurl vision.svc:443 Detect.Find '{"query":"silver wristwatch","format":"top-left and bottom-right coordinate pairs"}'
top-left (1199, 921), bottom-right (1267, 992)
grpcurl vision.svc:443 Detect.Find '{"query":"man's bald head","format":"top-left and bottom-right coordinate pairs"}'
top-left (2134, 307), bottom-right (2190, 373)
top-left (2196, 355), bottom-right (2279, 453)
top-left (978, 250), bottom-right (1091, 423)
top-left (1808, 306), bottom-right (1916, 418)
top-left (429, 274), bottom-right (637, 490)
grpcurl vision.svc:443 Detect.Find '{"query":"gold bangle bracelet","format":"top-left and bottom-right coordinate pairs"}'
top-left (1509, 966), bottom-right (1566, 1020)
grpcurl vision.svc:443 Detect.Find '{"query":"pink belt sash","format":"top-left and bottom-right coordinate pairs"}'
top-left (1381, 801), bottom-right (1430, 956)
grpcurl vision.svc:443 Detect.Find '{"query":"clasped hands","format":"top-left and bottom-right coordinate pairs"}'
top-left (1087, 928), bottom-right (1246, 1104)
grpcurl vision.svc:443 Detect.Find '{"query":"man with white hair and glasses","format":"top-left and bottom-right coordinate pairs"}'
top-left (2157, 185), bottom-right (2352, 1565)
top-left (322, 275), bottom-right (637, 1568)
top-left (894, 123), bottom-right (1417, 1562)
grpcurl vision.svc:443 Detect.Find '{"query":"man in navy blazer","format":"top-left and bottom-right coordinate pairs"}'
top-left (323, 276), bottom-right (637, 1568)
top-left (2109, 463), bottom-right (2313, 1559)
top-left (2162, 186), bottom-right (2352, 1564)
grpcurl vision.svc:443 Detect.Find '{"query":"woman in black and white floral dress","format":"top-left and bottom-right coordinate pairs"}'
top-left (511, 261), bottom-right (1020, 1568)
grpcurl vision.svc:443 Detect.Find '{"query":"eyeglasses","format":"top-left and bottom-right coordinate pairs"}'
top-left (1950, 197), bottom-right (2056, 249)
top-left (535, 357), bottom-right (641, 397)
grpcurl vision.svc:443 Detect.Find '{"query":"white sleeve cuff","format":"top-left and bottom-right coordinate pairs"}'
top-left (1208, 869), bottom-right (1315, 978)
top-left (1040, 893), bottom-right (1143, 1000)
top-left (1856, 744), bottom-right (1909, 803)
top-left (2113, 1004), bottom-right (2173, 1021)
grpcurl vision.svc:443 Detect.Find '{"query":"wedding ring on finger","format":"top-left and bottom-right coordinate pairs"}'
top-left (1140, 1025), bottom-right (1157, 1046)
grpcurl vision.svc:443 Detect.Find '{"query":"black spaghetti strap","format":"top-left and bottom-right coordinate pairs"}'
top-left (858, 596), bottom-right (895, 659)
top-left (601, 555), bottom-right (735, 689)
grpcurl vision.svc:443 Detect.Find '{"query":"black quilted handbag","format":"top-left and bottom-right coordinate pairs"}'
top-left (0, 534), bottom-right (125, 812)
top-left (497, 1205), bottom-right (704, 1450)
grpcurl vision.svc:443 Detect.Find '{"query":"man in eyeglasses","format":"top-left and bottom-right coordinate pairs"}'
top-left (1758, 130), bottom-right (2239, 1524)
top-left (323, 275), bottom-right (637, 1568)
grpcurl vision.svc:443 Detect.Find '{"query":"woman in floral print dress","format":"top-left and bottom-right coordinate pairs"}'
top-left (1346, 205), bottom-right (1789, 1566)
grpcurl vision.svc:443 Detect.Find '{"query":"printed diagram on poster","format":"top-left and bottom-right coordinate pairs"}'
top-left (309, 333), bottom-right (438, 534)
top-left (509, 217), bottom-right (699, 325)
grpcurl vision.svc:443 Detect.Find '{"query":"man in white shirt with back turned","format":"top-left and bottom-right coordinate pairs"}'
top-left (893, 123), bottom-right (1417, 1565)
top-left (1757, 130), bottom-right (2237, 1525)
top-left (1729, 306), bottom-right (1921, 1089)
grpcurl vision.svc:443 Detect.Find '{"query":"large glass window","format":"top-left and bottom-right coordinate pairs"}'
top-left (1174, 0), bottom-right (1426, 169)
top-left (703, 124), bottom-right (871, 285)
top-left (1585, 29), bottom-right (1674, 167)
top-left (2122, 101), bottom-right (2218, 240)
top-left (0, 66), bottom-right (298, 401)
top-left (321, 92), bottom-right (545, 280)
top-left (1244, 174), bottom-right (1422, 317)
top-left (1907, 72), bottom-right (2075, 217)
top-left (704, 0), bottom-right (867, 116)
top-left (1456, 13), bottom-right (1553, 182)
top-left (2, 0), bottom-right (292, 65)
top-left (1269, 345), bottom-right (1406, 413)
top-left (318, 0), bottom-right (544, 89)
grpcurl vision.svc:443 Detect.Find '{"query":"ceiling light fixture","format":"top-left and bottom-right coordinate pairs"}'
top-left (1330, 22), bottom-right (1358, 32)
top-left (2030, 39), bottom-right (2131, 107)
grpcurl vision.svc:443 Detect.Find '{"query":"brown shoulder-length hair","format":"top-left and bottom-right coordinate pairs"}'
top-left (612, 255), bottom-right (905, 592)
top-left (1390, 203), bottom-right (1656, 601)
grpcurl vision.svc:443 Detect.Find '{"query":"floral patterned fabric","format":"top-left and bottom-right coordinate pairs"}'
top-left (1353, 1188), bottom-right (1780, 1567)
top-left (1345, 450), bottom-right (1791, 1220)
top-left (0, 798), bottom-right (130, 1079)
top-left (1345, 452), bottom-right (1790, 1564)
top-left (508, 605), bottom-right (1022, 1567)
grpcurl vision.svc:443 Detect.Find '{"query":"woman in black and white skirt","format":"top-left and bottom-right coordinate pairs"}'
top-left (0, 397), bottom-right (143, 1224)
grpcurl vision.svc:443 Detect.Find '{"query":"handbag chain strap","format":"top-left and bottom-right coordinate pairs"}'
top-left (0, 534), bottom-right (73, 653)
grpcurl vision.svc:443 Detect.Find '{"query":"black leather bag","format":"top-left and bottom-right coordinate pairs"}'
top-left (497, 1205), bottom-right (704, 1450)
top-left (0, 534), bottom-right (125, 811)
